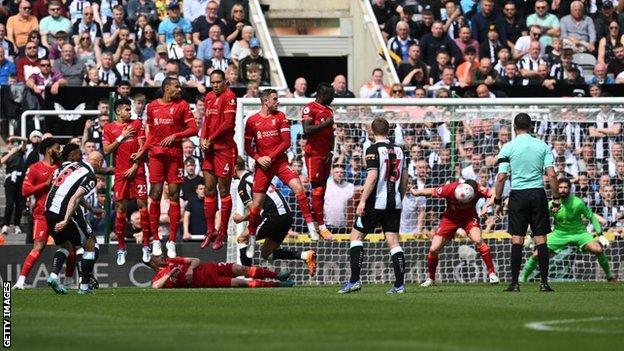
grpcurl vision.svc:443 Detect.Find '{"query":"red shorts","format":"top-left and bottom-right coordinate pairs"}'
top-left (114, 172), bottom-right (148, 200)
top-left (192, 262), bottom-right (234, 288)
top-left (202, 148), bottom-right (237, 178)
top-left (149, 153), bottom-right (184, 184)
top-left (435, 216), bottom-right (480, 241)
top-left (305, 155), bottom-right (331, 183)
top-left (253, 160), bottom-right (299, 193)
top-left (33, 217), bottom-right (49, 242)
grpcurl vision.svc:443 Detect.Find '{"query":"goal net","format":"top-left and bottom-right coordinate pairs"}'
top-left (226, 97), bottom-right (624, 285)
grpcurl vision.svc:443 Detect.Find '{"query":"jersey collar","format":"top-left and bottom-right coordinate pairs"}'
top-left (374, 139), bottom-right (390, 144)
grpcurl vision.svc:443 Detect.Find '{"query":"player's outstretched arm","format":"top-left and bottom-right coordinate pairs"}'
top-left (152, 267), bottom-right (180, 289)
top-left (410, 187), bottom-right (435, 197)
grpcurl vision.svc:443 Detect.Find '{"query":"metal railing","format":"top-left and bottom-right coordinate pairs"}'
top-left (359, 0), bottom-right (400, 85)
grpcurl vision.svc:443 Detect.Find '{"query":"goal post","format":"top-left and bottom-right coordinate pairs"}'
top-left (226, 97), bottom-right (624, 284)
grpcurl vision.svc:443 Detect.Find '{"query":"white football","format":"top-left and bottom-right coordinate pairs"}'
top-left (454, 183), bottom-right (475, 204)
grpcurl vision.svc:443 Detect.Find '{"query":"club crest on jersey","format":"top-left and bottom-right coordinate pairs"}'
top-left (272, 119), bottom-right (276, 126)
top-left (169, 107), bottom-right (175, 113)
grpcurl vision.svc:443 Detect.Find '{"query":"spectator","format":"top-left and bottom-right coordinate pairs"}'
top-left (517, 41), bottom-right (545, 78)
top-left (114, 46), bottom-right (134, 81)
top-left (442, 1), bottom-right (464, 39)
top-left (207, 41), bottom-right (231, 72)
top-left (454, 26), bottom-right (480, 57)
top-left (184, 0), bottom-right (210, 22)
top-left (332, 74), bottom-right (355, 98)
top-left (102, 5), bottom-right (130, 49)
top-left (476, 83), bottom-right (495, 98)
top-left (552, 136), bottom-right (580, 176)
top-left (0, 137), bottom-right (27, 237)
top-left (25, 58), bottom-right (66, 106)
top-left (75, 30), bottom-right (101, 67)
top-left (597, 19), bottom-right (623, 65)
top-left (182, 156), bottom-right (204, 201)
top-left (502, 1), bottom-right (527, 48)
top-left (345, 153), bottom-right (366, 187)
top-left (168, 27), bottom-right (189, 60)
top-left (496, 61), bottom-right (524, 86)
top-left (223, 3), bottom-right (251, 44)
top-left (550, 48), bottom-right (584, 81)
top-left (71, 5), bottom-right (103, 48)
top-left (430, 66), bottom-right (460, 91)
top-left (384, 5), bottom-right (418, 39)
top-left (471, 0), bottom-right (507, 44)
top-left (127, 0), bottom-right (158, 27)
top-left (52, 43), bottom-right (83, 86)
top-left (607, 143), bottom-right (623, 177)
top-left (590, 104), bottom-right (621, 163)
top-left (6, 1), bottom-right (39, 49)
top-left (372, 0), bottom-right (395, 29)
top-left (586, 63), bottom-right (615, 84)
top-left (286, 77), bottom-right (308, 98)
top-left (16, 41), bottom-right (41, 82)
top-left (479, 24), bottom-right (504, 64)
top-left (225, 64), bottom-right (244, 88)
top-left (412, 8), bottom-right (434, 40)
top-left (493, 46), bottom-right (511, 76)
top-left (594, 184), bottom-right (623, 230)
top-left (158, 2), bottom-right (192, 44)
top-left (243, 80), bottom-right (259, 97)
top-left (0, 24), bottom-right (17, 60)
top-left (131, 93), bottom-right (147, 120)
top-left (526, 1), bottom-right (559, 47)
top-left (420, 21), bottom-right (462, 66)
top-left (428, 50), bottom-right (451, 84)
top-left (127, 61), bottom-right (146, 86)
top-left (388, 21), bottom-right (417, 63)
top-left (182, 183), bottom-right (207, 241)
top-left (397, 43), bottom-right (429, 86)
top-left (608, 44), bottom-right (624, 77)
top-left (218, 0), bottom-right (250, 22)
top-left (560, 1), bottom-right (596, 53)
top-left (0, 47), bottom-right (16, 84)
top-left (461, 153), bottom-right (484, 181)
top-left (389, 83), bottom-right (405, 98)
top-left (19, 30), bottom-right (49, 60)
top-left (238, 38), bottom-right (270, 83)
top-left (39, 0), bottom-right (71, 49)
top-left (456, 46), bottom-right (479, 87)
top-left (230, 25), bottom-right (254, 65)
top-left (359, 68), bottom-right (390, 98)
top-left (473, 56), bottom-right (498, 85)
top-left (153, 59), bottom-right (187, 85)
top-left (544, 36), bottom-right (563, 67)
top-left (513, 25), bottom-right (543, 60)
top-left (138, 24), bottom-right (158, 61)
top-left (323, 166), bottom-right (355, 231)
top-left (588, 83), bottom-right (602, 97)
top-left (178, 43), bottom-right (196, 79)
top-left (192, 0), bottom-right (225, 45)
top-left (97, 51), bottom-right (121, 86)
top-left (197, 25), bottom-right (231, 60)
top-left (186, 59), bottom-right (208, 93)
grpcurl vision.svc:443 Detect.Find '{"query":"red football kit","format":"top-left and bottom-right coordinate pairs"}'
top-left (151, 257), bottom-right (235, 288)
top-left (22, 161), bottom-right (58, 241)
top-left (301, 101), bottom-right (334, 183)
top-left (202, 88), bottom-right (237, 177)
top-left (432, 182), bottom-right (491, 240)
top-left (244, 110), bottom-right (298, 192)
top-left (103, 119), bottom-right (147, 200)
top-left (145, 98), bottom-right (197, 184)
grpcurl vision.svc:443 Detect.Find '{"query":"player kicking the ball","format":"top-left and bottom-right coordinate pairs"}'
top-left (520, 178), bottom-right (616, 282)
top-left (200, 70), bottom-right (238, 250)
top-left (103, 98), bottom-right (152, 265)
top-left (244, 89), bottom-right (319, 250)
top-left (136, 77), bottom-right (198, 258)
top-left (148, 256), bottom-right (294, 289)
top-left (339, 117), bottom-right (408, 294)
top-left (232, 157), bottom-right (317, 276)
top-left (301, 83), bottom-right (335, 240)
top-left (411, 179), bottom-right (499, 287)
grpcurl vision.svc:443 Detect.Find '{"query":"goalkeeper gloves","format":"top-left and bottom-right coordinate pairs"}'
top-left (598, 235), bottom-right (610, 248)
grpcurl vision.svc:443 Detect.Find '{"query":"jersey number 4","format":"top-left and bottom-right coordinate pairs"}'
top-left (384, 159), bottom-right (401, 182)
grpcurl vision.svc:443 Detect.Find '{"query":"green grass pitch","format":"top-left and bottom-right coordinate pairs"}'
top-left (10, 282), bottom-right (623, 351)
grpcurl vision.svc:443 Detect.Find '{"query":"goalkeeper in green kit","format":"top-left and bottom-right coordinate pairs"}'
top-left (520, 178), bottom-right (616, 282)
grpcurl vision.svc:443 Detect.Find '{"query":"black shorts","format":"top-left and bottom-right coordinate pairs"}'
top-left (257, 214), bottom-right (293, 243)
top-left (46, 211), bottom-right (92, 246)
top-left (353, 208), bottom-right (401, 234)
top-left (507, 188), bottom-right (550, 237)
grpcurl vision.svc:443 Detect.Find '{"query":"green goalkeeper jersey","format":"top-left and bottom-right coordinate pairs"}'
top-left (549, 195), bottom-right (602, 235)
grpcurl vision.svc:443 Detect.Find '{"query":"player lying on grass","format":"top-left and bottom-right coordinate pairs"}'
top-left (411, 179), bottom-right (500, 286)
top-left (231, 157), bottom-right (317, 276)
top-left (520, 178), bottom-right (616, 282)
top-left (147, 256), bottom-right (294, 289)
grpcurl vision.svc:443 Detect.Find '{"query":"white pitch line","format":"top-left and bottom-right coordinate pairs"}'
top-left (525, 317), bottom-right (624, 334)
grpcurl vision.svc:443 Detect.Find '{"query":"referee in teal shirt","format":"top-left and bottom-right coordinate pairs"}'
top-left (494, 113), bottom-right (560, 292)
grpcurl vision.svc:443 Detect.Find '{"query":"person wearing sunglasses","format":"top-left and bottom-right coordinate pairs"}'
top-left (513, 24), bottom-right (545, 60)
top-left (25, 58), bottom-right (67, 107)
top-left (40, 0), bottom-right (72, 49)
top-left (6, 0), bottom-right (39, 49)
top-left (526, 0), bottom-right (561, 48)
top-left (15, 40), bottom-right (41, 82)
top-left (71, 5), bottom-right (103, 49)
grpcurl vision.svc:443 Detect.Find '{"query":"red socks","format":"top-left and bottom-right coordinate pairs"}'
top-left (204, 195), bottom-right (217, 234)
top-left (219, 195), bottom-right (232, 234)
top-left (149, 201), bottom-right (160, 241)
top-left (311, 186), bottom-right (326, 226)
top-left (248, 280), bottom-right (281, 288)
top-left (247, 205), bottom-right (261, 236)
top-left (247, 266), bottom-right (278, 279)
top-left (115, 211), bottom-right (126, 250)
top-left (427, 252), bottom-right (438, 280)
top-left (19, 249), bottom-right (41, 277)
top-left (66, 251), bottom-right (76, 277)
top-left (478, 243), bottom-right (495, 274)
top-left (168, 201), bottom-right (180, 242)
top-left (139, 208), bottom-right (151, 246)
top-left (295, 191), bottom-right (314, 224)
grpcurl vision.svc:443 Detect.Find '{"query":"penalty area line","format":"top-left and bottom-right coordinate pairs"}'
top-left (524, 317), bottom-right (624, 334)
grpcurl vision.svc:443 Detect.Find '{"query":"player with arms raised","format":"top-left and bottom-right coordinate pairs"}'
top-left (200, 70), bottom-right (238, 250)
top-left (244, 89), bottom-right (319, 250)
top-left (411, 179), bottom-right (499, 287)
top-left (136, 77), bottom-right (198, 258)
top-left (339, 117), bottom-right (408, 294)
top-left (12, 138), bottom-right (62, 290)
top-left (301, 83), bottom-right (335, 240)
top-left (103, 98), bottom-right (152, 265)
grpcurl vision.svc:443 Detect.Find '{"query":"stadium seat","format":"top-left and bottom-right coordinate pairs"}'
top-left (573, 53), bottom-right (597, 76)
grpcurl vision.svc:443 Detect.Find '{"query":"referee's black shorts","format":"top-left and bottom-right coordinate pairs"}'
top-left (508, 188), bottom-right (551, 237)
top-left (257, 214), bottom-right (293, 243)
top-left (46, 211), bottom-right (92, 246)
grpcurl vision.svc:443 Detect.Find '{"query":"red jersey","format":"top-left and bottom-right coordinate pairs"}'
top-left (151, 258), bottom-right (218, 288)
top-left (145, 99), bottom-right (197, 157)
top-left (22, 161), bottom-right (58, 219)
top-left (102, 120), bottom-right (146, 177)
top-left (202, 88), bottom-right (237, 150)
top-left (433, 182), bottom-right (491, 219)
top-left (301, 101), bottom-right (333, 157)
top-left (244, 111), bottom-right (291, 162)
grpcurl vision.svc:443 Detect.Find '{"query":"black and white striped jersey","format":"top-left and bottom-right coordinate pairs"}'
top-left (46, 161), bottom-right (97, 215)
top-left (549, 62), bottom-right (584, 80)
top-left (364, 140), bottom-right (407, 210)
top-left (238, 171), bottom-right (291, 218)
top-left (517, 56), bottom-right (545, 72)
